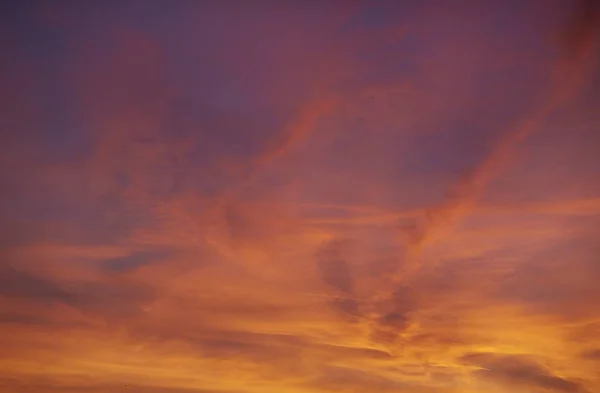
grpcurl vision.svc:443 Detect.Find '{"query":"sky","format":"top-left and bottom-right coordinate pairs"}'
top-left (1, 0), bottom-right (600, 392)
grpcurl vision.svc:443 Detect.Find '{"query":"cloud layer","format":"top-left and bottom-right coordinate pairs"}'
top-left (1, 1), bottom-right (599, 392)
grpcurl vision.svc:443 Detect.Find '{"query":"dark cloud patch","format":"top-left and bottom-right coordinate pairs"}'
top-left (462, 352), bottom-right (584, 392)
top-left (371, 285), bottom-right (418, 344)
top-left (315, 239), bottom-right (354, 294)
top-left (0, 377), bottom-right (231, 393)
top-left (317, 256), bottom-right (353, 294)
top-left (317, 343), bottom-right (393, 360)
top-left (580, 349), bottom-right (600, 360)
top-left (561, 0), bottom-right (600, 59)
top-left (142, 324), bottom-right (307, 353)
top-left (0, 265), bottom-right (73, 303)
top-left (0, 311), bottom-right (92, 330)
top-left (315, 238), bottom-right (361, 318)
top-left (331, 297), bottom-right (361, 319)
top-left (0, 312), bottom-right (52, 327)
top-left (185, 335), bottom-right (305, 367)
top-left (385, 287), bottom-right (424, 334)
top-left (148, 322), bottom-right (393, 366)
top-left (379, 311), bottom-right (410, 331)
top-left (409, 331), bottom-right (473, 349)
top-left (101, 248), bottom-right (176, 274)
top-left (65, 279), bottom-right (158, 321)
top-left (0, 259), bottom-right (157, 322)
top-left (133, 327), bottom-right (311, 376)
top-left (389, 285), bottom-right (418, 318)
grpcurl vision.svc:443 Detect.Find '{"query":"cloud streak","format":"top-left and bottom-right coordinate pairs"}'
top-left (382, 0), bottom-right (600, 281)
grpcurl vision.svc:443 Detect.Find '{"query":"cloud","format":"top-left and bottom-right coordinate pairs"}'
top-left (0, 312), bottom-right (66, 328)
top-left (1, 1), bottom-right (600, 393)
top-left (315, 239), bottom-right (362, 319)
top-left (580, 349), bottom-right (600, 360)
top-left (68, 280), bottom-right (158, 322)
top-left (0, 265), bottom-right (73, 303)
top-left (560, 0), bottom-right (600, 63)
top-left (307, 365), bottom-right (411, 392)
top-left (462, 353), bottom-right (585, 392)
top-left (490, 221), bottom-right (600, 319)
top-left (315, 239), bottom-right (355, 295)
top-left (0, 264), bottom-right (158, 325)
top-left (369, 0), bottom-right (600, 310)
top-left (101, 248), bottom-right (177, 274)
top-left (0, 377), bottom-right (233, 393)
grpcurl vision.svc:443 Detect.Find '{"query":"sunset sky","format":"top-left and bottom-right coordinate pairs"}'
top-left (1, 1), bottom-right (600, 392)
